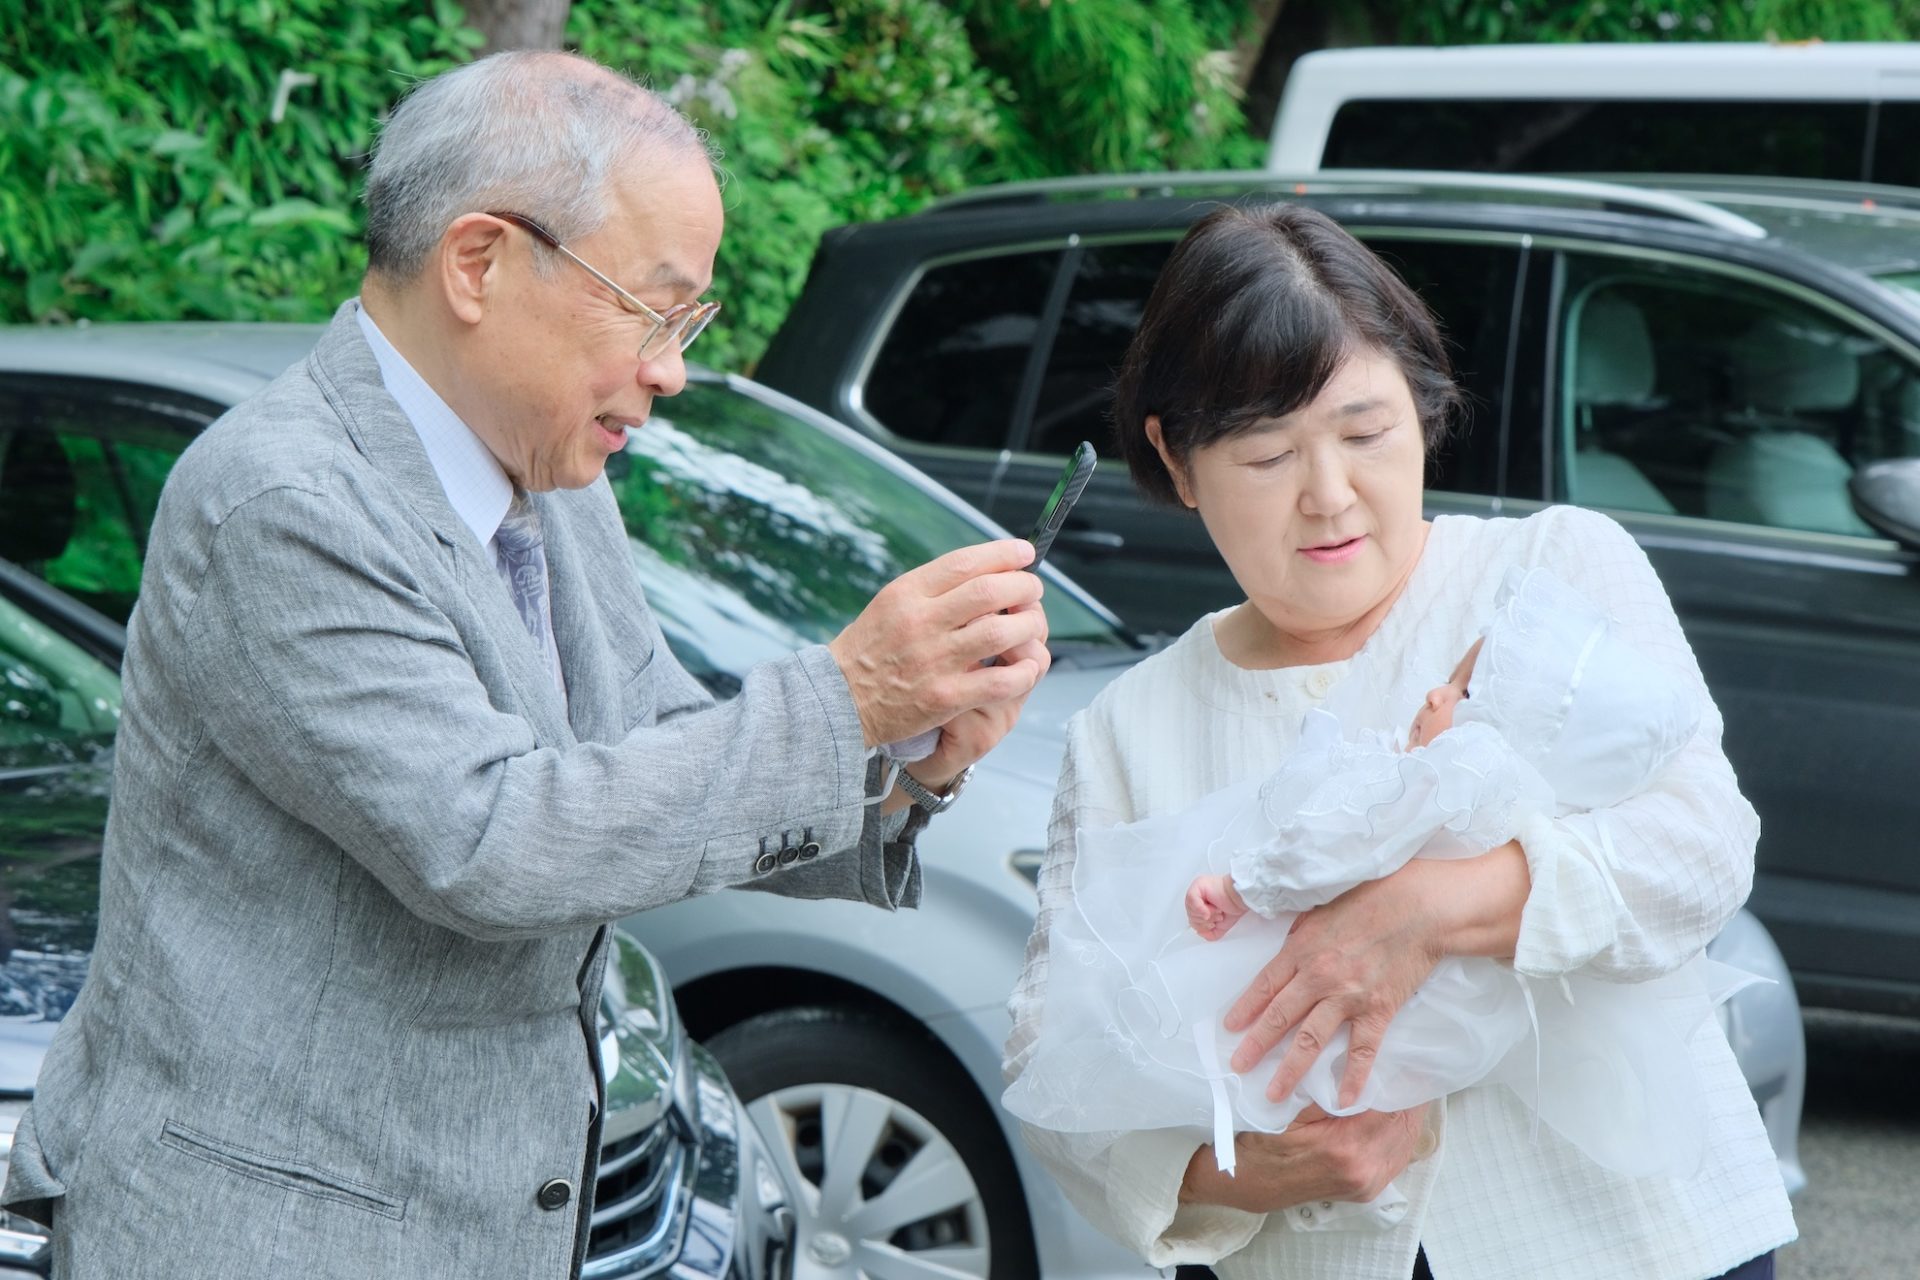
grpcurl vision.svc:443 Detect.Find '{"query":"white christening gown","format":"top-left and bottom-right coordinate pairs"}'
top-left (1001, 567), bottom-right (1763, 1228)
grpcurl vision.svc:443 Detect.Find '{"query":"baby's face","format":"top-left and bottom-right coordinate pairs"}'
top-left (1408, 637), bottom-right (1484, 749)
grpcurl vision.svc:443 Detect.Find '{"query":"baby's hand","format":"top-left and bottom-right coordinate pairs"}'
top-left (1186, 874), bottom-right (1248, 941)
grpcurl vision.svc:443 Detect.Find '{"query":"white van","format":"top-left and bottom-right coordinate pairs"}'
top-left (1267, 42), bottom-right (1920, 186)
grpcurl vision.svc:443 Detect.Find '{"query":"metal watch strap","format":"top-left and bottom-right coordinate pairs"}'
top-left (897, 764), bottom-right (970, 814)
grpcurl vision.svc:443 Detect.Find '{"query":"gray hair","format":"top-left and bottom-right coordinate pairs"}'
top-left (363, 51), bottom-right (715, 281)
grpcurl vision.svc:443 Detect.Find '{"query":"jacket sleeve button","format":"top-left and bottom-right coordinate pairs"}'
top-left (753, 851), bottom-right (779, 875)
top-left (537, 1178), bottom-right (573, 1211)
top-left (799, 841), bottom-right (821, 861)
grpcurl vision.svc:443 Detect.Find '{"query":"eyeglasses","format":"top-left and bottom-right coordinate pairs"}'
top-left (489, 211), bottom-right (721, 360)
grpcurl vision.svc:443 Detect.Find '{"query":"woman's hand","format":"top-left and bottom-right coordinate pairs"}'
top-left (1178, 1103), bottom-right (1430, 1213)
top-left (1224, 842), bottom-right (1532, 1108)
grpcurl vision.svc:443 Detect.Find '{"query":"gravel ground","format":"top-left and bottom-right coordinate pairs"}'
top-left (1774, 1009), bottom-right (1920, 1280)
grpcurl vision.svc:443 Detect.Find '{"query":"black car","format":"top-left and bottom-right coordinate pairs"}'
top-left (755, 170), bottom-right (1920, 1019)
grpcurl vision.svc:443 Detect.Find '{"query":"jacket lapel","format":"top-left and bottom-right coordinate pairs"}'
top-left (305, 301), bottom-right (575, 747)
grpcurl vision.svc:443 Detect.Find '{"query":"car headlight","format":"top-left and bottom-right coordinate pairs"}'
top-left (600, 929), bottom-right (698, 1137)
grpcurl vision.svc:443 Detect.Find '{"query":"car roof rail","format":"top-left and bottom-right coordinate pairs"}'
top-left (1576, 172), bottom-right (1920, 220)
top-left (926, 168), bottom-right (1770, 239)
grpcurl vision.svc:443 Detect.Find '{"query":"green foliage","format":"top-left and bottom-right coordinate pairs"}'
top-left (1, 0), bottom-right (480, 325)
top-left (4, 0), bottom-right (1258, 367)
top-left (957, 0), bottom-right (1262, 178)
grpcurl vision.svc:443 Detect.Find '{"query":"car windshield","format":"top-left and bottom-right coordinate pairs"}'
top-left (606, 379), bottom-right (1135, 694)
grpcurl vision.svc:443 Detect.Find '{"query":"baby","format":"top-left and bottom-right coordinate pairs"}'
top-left (1003, 566), bottom-right (1757, 1220)
top-left (1184, 636), bottom-right (1486, 941)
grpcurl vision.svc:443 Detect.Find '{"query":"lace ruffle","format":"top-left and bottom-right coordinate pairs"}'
top-left (1225, 716), bottom-right (1552, 917)
top-left (1458, 567), bottom-right (1698, 811)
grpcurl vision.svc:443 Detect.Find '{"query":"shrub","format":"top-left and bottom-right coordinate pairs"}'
top-left (4, 0), bottom-right (1259, 367)
top-left (1, 0), bottom-right (479, 324)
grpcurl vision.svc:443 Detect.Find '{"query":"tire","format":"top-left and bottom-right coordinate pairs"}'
top-left (707, 1007), bottom-right (1039, 1280)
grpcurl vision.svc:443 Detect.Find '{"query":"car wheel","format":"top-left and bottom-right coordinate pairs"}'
top-left (707, 1007), bottom-right (1038, 1280)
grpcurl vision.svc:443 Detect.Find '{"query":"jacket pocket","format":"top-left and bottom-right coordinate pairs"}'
top-left (158, 1119), bottom-right (406, 1221)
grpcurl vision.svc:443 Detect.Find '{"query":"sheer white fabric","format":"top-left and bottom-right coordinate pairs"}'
top-left (1002, 566), bottom-right (1752, 1213)
top-left (1002, 508), bottom-right (1796, 1280)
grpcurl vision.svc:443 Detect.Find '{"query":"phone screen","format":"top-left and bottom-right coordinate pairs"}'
top-left (1027, 442), bottom-right (1098, 569)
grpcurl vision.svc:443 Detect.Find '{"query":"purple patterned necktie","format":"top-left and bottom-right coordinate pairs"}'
top-left (494, 491), bottom-right (562, 689)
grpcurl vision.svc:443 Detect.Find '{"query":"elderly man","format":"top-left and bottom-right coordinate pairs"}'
top-left (1, 51), bottom-right (1050, 1279)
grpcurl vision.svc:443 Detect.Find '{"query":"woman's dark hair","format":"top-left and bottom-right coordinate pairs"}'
top-left (1112, 203), bottom-right (1463, 506)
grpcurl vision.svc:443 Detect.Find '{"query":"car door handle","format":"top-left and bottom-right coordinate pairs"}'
top-left (1050, 529), bottom-right (1125, 558)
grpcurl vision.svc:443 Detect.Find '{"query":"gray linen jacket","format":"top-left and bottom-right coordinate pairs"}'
top-left (1, 303), bottom-right (920, 1278)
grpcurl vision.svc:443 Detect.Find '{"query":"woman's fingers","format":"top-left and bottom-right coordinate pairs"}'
top-left (1338, 1011), bottom-right (1391, 1109)
top-left (1224, 950), bottom-right (1296, 1033)
top-left (1264, 1001), bottom-right (1348, 1102)
top-left (1229, 972), bottom-right (1310, 1073)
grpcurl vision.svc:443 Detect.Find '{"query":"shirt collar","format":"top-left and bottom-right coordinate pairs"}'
top-left (353, 299), bottom-right (515, 549)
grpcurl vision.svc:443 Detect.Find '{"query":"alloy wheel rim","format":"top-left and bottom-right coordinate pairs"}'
top-left (747, 1082), bottom-right (991, 1280)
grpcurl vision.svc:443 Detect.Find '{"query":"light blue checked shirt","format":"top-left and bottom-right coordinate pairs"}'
top-left (353, 300), bottom-right (566, 696)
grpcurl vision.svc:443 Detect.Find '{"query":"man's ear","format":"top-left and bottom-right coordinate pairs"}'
top-left (1144, 415), bottom-right (1198, 509)
top-left (437, 213), bottom-right (512, 326)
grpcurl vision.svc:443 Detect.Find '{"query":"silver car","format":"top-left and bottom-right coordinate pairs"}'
top-left (0, 326), bottom-right (792, 1280)
top-left (0, 324), bottom-right (1805, 1280)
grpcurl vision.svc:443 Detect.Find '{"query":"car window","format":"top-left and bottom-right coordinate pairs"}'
top-left (1554, 253), bottom-right (1920, 534)
top-left (862, 250), bottom-right (1062, 451)
top-left (1365, 237), bottom-right (1518, 497)
top-left (1024, 234), bottom-right (1513, 498)
top-left (0, 378), bottom-right (205, 624)
top-left (1322, 99), bottom-right (1870, 181)
top-left (0, 589), bottom-right (120, 769)
top-left (1871, 104), bottom-right (1920, 189)
top-left (1027, 241), bottom-right (1172, 460)
top-left (606, 381), bottom-right (1133, 687)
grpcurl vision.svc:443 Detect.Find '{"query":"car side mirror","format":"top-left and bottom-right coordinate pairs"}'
top-left (1850, 458), bottom-right (1920, 549)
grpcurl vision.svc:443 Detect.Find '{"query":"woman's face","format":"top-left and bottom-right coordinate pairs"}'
top-left (1159, 348), bottom-right (1429, 650)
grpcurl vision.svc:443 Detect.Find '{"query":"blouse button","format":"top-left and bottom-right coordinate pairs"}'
top-left (1306, 670), bottom-right (1335, 698)
top-left (1298, 1207), bottom-right (1315, 1222)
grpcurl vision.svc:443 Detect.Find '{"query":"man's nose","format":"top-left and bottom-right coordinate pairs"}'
top-left (639, 343), bottom-right (688, 397)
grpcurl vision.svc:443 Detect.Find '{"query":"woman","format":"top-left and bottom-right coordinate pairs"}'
top-left (1002, 204), bottom-right (1795, 1280)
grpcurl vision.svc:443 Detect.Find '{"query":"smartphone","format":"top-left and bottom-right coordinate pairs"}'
top-left (1026, 441), bottom-right (1098, 570)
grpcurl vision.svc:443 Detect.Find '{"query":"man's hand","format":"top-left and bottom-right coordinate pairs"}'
top-left (1178, 1104), bottom-right (1430, 1214)
top-left (829, 540), bottom-right (1049, 750)
top-left (887, 599), bottom-right (1051, 808)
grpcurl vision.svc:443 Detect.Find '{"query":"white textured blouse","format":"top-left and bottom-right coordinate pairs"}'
top-left (1004, 507), bottom-right (1796, 1280)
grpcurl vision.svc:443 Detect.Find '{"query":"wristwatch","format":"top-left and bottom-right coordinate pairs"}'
top-left (896, 764), bottom-right (974, 815)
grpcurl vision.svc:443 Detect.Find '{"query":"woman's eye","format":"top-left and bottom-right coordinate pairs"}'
top-left (1348, 431), bottom-right (1387, 446)
top-left (1250, 452), bottom-right (1293, 469)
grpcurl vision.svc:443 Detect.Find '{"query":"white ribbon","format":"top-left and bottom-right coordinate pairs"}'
top-left (1192, 1020), bottom-right (1237, 1176)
